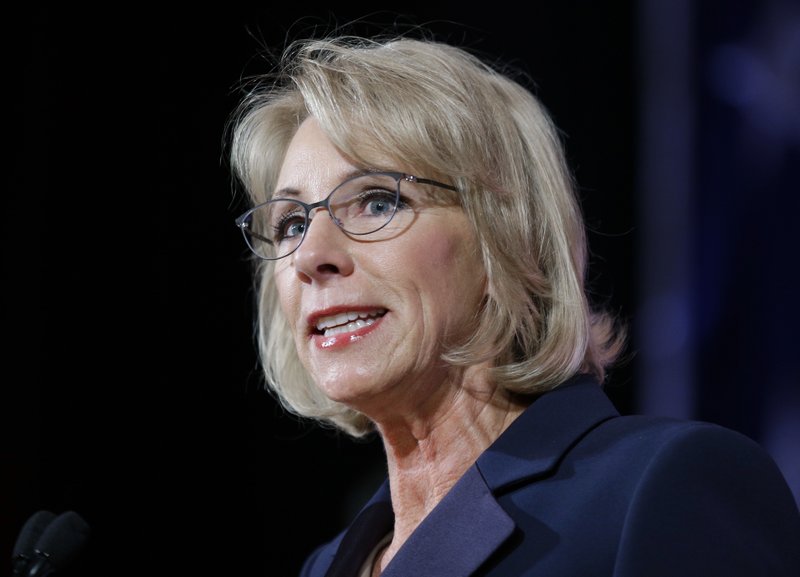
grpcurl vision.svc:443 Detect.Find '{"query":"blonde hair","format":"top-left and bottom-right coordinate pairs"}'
top-left (228, 35), bottom-right (626, 437)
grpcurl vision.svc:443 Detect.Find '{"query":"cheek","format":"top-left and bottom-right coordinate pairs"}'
top-left (416, 228), bottom-right (486, 310)
top-left (274, 268), bottom-right (301, 332)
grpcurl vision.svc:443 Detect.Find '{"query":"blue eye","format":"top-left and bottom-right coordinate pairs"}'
top-left (237, 172), bottom-right (457, 260)
top-left (273, 212), bottom-right (306, 242)
top-left (361, 191), bottom-right (397, 216)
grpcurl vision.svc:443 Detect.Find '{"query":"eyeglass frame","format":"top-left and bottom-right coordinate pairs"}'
top-left (234, 171), bottom-right (458, 261)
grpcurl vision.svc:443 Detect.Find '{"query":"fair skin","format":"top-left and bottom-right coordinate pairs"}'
top-left (274, 117), bottom-right (526, 573)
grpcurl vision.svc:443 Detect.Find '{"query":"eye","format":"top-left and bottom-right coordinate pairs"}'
top-left (272, 209), bottom-right (306, 242)
top-left (360, 190), bottom-right (397, 216)
top-left (329, 173), bottom-right (409, 232)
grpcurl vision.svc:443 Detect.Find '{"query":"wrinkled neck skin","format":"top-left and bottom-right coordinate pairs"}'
top-left (369, 362), bottom-right (527, 573)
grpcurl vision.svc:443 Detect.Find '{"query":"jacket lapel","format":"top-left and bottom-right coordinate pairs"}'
top-left (382, 466), bottom-right (515, 577)
top-left (477, 375), bottom-right (620, 493)
top-left (324, 375), bottom-right (619, 577)
top-left (324, 482), bottom-right (394, 577)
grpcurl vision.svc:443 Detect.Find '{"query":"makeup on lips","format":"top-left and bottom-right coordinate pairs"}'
top-left (310, 307), bottom-right (387, 349)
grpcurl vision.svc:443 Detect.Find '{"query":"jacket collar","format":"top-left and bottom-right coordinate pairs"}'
top-left (381, 465), bottom-right (515, 576)
top-left (324, 374), bottom-right (619, 577)
top-left (323, 484), bottom-right (393, 577)
top-left (476, 374), bottom-right (620, 492)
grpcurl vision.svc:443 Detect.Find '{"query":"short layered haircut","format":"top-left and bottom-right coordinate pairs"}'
top-left (229, 35), bottom-right (626, 437)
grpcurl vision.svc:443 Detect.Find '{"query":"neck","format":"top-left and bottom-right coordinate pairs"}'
top-left (371, 364), bottom-right (526, 571)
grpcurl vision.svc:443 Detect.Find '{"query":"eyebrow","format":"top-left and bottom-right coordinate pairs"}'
top-left (271, 168), bottom-right (379, 199)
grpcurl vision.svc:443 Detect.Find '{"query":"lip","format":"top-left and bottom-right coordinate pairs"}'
top-left (307, 305), bottom-right (387, 350)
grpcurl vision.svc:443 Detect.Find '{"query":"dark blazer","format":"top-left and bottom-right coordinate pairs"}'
top-left (300, 375), bottom-right (800, 576)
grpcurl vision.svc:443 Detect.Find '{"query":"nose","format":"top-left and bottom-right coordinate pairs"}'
top-left (291, 207), bottom-right (354, 283)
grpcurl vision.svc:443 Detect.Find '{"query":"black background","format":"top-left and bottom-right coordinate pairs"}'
top-left (5, 3), bottom-right (796, 577)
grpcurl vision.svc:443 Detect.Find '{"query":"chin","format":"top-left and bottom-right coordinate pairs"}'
top-left (315, 378), bottom-right (368, 402)
top-left (315, 378), bottom-right (387, 411)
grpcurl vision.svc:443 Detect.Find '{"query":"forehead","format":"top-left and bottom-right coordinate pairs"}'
top-left (275, 118), bottom-right (360, 195)
top-left (275, 117), bottom-right (417, 198)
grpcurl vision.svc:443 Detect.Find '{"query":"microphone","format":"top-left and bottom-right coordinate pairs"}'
top-left (11, 510), bottom-right (91, 577)
top-left (11, 511), bottom-right (56, 576)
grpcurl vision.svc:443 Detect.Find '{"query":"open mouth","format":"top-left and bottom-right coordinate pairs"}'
top-left (314, 309), bottom-right (387, 338)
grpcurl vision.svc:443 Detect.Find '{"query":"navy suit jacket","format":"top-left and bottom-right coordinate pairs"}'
top-left (300, 375), bottom-right (800, 576)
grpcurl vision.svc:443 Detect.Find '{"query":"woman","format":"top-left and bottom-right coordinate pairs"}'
top-left (228, 35), bottom-right (800, 576)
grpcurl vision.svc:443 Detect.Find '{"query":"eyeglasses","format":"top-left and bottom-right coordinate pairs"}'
top-left (235, 171), bottom-right (457, 260)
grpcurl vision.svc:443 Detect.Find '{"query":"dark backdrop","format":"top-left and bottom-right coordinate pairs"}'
top-left (4, 3), bottom-right (797, 577)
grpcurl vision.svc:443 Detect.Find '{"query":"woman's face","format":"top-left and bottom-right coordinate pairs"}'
top-left (273, 117), bottom-right (487, 416)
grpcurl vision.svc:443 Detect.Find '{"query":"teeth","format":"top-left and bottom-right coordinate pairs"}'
top-left (315, 309), bottom-right (386, 336)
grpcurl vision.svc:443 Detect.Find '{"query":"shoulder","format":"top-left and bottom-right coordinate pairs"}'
top-left (589, 416), bottom-right (800, 576)
top-left (495, 411), bottom-right (800, 575)
top-left (577, 414), bottom-right (798, 518)
top-left (469, 395), bottom-right (800, 576)
top-left (584, 413), bottom-right (767, 459)
top-left (585, 414), bottom-right (787, 484)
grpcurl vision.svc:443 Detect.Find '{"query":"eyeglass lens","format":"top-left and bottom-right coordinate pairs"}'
top-left (242, 173), bottom-right (403, 260)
